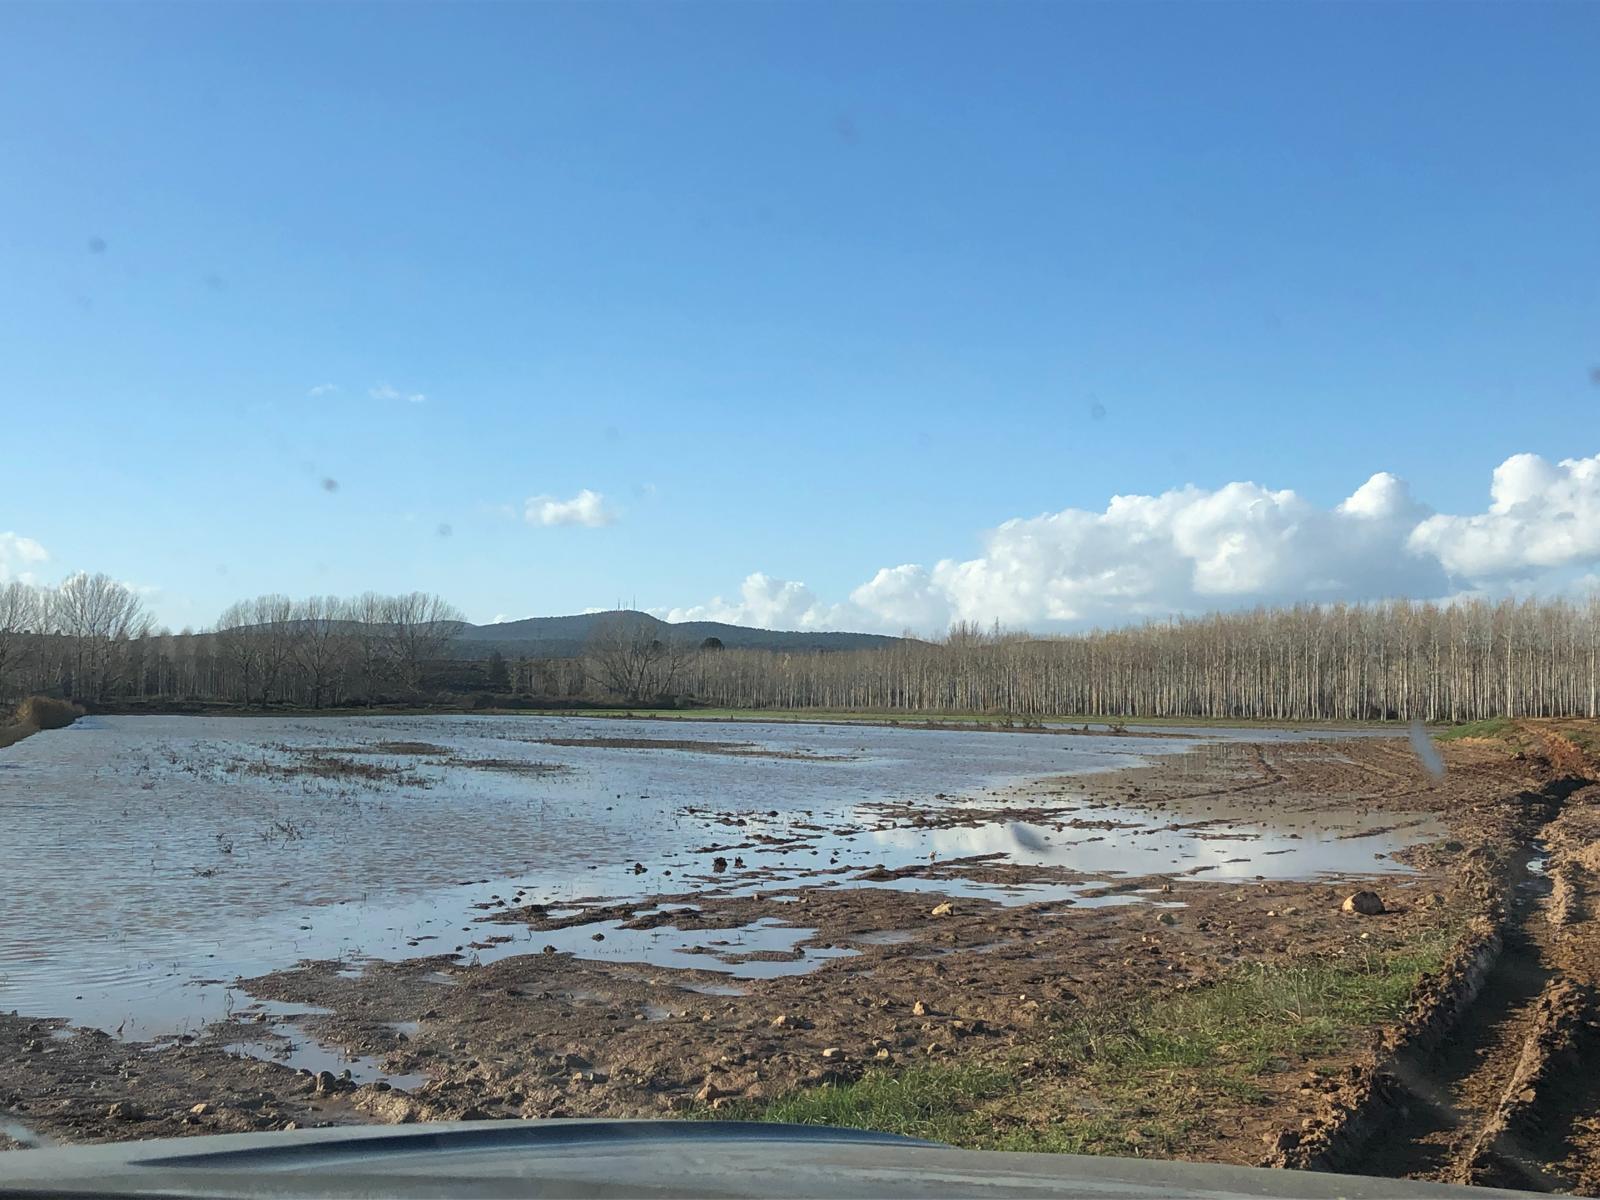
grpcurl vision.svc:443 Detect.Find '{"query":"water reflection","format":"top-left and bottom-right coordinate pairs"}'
top-left (0, 714), bottom-right (1430, 1041)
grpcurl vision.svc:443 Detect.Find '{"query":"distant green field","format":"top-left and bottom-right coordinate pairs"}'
top-left (1433, 717), bottom-right (1515, 742)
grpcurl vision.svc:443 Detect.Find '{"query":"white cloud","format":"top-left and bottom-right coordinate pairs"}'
top-left (1408, 452), bottom-right (1600, 579)
top-left (0, 532), bottom-right (49, 584)
top-left (369, 383), bottom-right (427, 405)
top-left (662, 573), bottom-right (844, 629)
top-left (661, 452), bottom-right (1600, 636)
top-left (524, 489), bottom-right (616, 528)
top-left (307, 383), bottom-right (338, 398)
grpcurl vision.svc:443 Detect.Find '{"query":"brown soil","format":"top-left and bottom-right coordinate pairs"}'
top-left (1263, 730), bottom-right (1600, 1194)
top-left (5, 722), bottom-right (1600, 1192)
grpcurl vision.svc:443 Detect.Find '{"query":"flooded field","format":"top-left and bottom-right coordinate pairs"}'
top-left (1, 714), bottom-right (1432, 1047)
top-left (14, 712), bottom-right (1580, 1175)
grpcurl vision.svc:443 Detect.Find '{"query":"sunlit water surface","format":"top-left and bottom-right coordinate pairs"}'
top-left (0, 715), bottom-right (1434, 1041)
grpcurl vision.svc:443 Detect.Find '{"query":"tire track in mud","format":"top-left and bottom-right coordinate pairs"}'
top-left (1272, 772), bottom-right (1600, 1193)
top-left (1365, 840), bottom-right (1559, 1187)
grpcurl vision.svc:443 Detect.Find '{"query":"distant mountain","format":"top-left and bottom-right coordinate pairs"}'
top-left (450, 610), bottom-right (907, 659)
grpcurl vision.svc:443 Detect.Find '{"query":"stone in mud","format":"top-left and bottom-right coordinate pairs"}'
top-left (820, 1047), bottom-right (843, 1059)
top-left (542, 945), bottom-right (557, 954)
top-left (189, 1102), bottom-right (211, 1116)
top-left (712, 857), bottom-right (728, 872)
top-left (695, 1082), bottom-right (722, 1103)
top-left (107, 1101), bottom-right (143, 1121)
top-left (591, 932), bottom-right (605, 941)
top-left (929, 901), bottom-right (954, 918)
top-left (912, 1000), bottom-right (929, 1017)
top-left (1341, 891), bottom-right (1385, 915)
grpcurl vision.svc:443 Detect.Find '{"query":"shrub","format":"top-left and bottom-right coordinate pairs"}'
top-left (14, 695), bottom-right (85, 730)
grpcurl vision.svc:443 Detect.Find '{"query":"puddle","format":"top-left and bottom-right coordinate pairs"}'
top-left (861, 810), bottom-right (1441, 885)
top-left (853, 929), bottom-right (920, 945)
top-left (512, 914), bottom-right (860, 978)
top-left (0, 714), bottom-right (1430, 1042)
top-left (221, 1022), bottom-right (429, 1091)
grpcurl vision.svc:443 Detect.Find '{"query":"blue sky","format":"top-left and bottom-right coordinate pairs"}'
top-left (2, 1), bottom-right (1597, 633)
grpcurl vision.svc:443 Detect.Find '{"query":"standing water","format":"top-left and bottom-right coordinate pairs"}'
top-left (0, 714), bottom-right (1433, 1039)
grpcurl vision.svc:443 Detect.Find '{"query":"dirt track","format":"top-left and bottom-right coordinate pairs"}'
top-left (5, 722), bottom-right (1600, 1190)
top-left (1265, 728), bottom-right (1600, 1193)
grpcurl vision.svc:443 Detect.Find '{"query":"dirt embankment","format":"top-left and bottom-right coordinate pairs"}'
top-left (5, 723), bottom-right (1600, 1189)
top-left (1260, 727), bottom-right (1600, 1194)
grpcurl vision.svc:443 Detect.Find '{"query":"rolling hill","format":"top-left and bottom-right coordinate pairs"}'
top-left (450, 610), bottom-right (907, 659)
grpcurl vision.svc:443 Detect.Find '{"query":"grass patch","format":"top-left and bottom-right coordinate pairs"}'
top-left (1, 696), bottom-right (85, 749)
top-left (1054, 936), bottom-right (1447, 1081)
top-left (715, 1065), bottom-right (1015, 1145)
top-left (714, 934), bottom-right (1453, 1158)
top-left (1435, 717), bottom-right (1516, 743)
top-left (13, 695), bottom-right (84, 730)
top-left (710, 1062), bottom-right (1189, 1156)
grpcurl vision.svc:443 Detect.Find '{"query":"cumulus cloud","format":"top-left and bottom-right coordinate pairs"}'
top-left (661, 452), bottom-right (1600, 635)
top-left (0, 532), bottom-right (49, 584)
top-left (369, 383), bottom-right (427, 405)
top-left (307, 383), bottom-right (338, 398)
top-left (525, 489), bottom-right (616, 528)
top-left (1408, 452), bottom-right (1600, 579)
top-left (663, 573), bottom-right (843, 629)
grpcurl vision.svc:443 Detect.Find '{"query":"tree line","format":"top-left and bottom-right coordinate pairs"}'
top-left (2, 576), bottom-right (1597, 721)
top-left (0, 578), bottom-right (466, 708)
top-left (687, 598), bottom-right (1600, 721)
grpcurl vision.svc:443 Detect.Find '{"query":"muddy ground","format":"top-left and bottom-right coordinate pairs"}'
top-left (5, 723), bottom-right (1600, 1192)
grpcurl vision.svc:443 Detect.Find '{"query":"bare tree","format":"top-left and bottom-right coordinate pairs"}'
top-left (381, 593), bottom-right (466, 696)
top-left (213, 601), bottom-right (264, 706)
top-left (0, 581), bottom-right (45, 702)
top-left (250, 595), bottom-right (297, 707)
top-left (585, 614), bottom-right (694, 703)
top-left (292, 596), bottom-right (352, 708)
top-left (49, 573), bottom-right (153, 702)
top-left (346, 593), bottom-right (393, 703)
